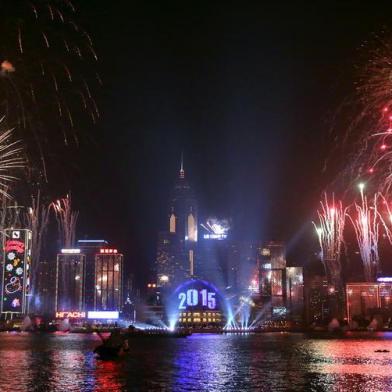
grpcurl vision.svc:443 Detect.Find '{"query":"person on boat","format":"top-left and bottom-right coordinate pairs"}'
top-left (105, 330), bottom-right (124, 349)
top-left (95, 329), bottom-right (129, 358)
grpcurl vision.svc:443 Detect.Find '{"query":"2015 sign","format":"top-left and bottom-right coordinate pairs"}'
top-left (178, 289), bottom-right (216, 310)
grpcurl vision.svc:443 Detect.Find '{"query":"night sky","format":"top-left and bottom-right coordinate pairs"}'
top-left (69, 1), bottom-right (392, 286)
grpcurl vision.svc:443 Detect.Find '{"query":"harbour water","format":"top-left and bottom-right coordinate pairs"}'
top-left (0, 332), bottom-right (392, 391)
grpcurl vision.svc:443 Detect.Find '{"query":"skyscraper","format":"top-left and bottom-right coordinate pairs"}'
top-left (198, 218), bottom-right (230, 288)
top-left (77, 239), bottom-right (108, 310)
top-left (258, 242), bottom-right (304, 323)
top-left (55, 249), bottom-right (86, 313)
top-left (156, 157), bottom-right (198, 288)
top-left (1, 229), bottom-right (32, 315)
top-left (94, 249), bottom-right (123, 311)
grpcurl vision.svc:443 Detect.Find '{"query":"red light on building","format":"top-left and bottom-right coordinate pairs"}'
top-left (99, 248), bottom-right (118, 254)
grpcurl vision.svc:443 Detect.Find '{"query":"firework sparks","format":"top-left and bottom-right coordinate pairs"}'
top-left (0, 117), bottom-right (24, 198)
top-left (51, 193), bottom-right (78, 248)
top-left (325, 33), bottom-right (392, 196)
top-left (25, 191), bottom-right (50, 310)
top-left (347, 184), bottom-right (380, 282)
top-left (313, 193), bottom-right (346, 287)
top-left (0, 1), bottom-right (100, 180)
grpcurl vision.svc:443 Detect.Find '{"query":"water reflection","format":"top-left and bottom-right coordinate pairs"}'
top-left (0, 332), bottom-right (391, 391)
top-left (303, 338), bottom-right (392, 391)
top-left (172, 334), bottom-right (239, 391)
top-left (94, 359), bottom-right (124, 392)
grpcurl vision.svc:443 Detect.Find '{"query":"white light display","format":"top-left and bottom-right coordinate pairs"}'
top-left (178, 288), bottom-right (217, 310)
top-left (87, 311), bottom-right (119, 319)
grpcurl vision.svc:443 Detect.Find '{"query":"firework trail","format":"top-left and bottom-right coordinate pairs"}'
top-left (25, 190), bottom-right (50, 309)
top-left (347, 184), bottom-right (380, 282)
top-left (52, 193), bottom-right (78, 248)
top-left (313, 193), bottom-right (346, 287)
top-left (0, 1), bottom-right (100, 180)
top-left (0, 117), bottom-right (24, 198)
top-left (324, 33), bottom-right (392, 196)
top-left (370, 192), bottom-right (392, 248)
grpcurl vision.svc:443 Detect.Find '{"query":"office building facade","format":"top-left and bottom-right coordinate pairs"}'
top-left (94, 249), bottom-right (123, 311)
top-left (55, 250), bottom-right (86, 313)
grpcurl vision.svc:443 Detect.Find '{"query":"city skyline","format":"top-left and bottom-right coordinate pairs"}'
top-left (64, 1), bottom-right (392, 287)
top-left (1, 3), bottom-right (392, 391)
top-left (1, 1), bottom-right (392, 290)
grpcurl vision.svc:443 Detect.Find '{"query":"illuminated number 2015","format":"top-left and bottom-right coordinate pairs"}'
top-left (201, 289), bottom-right (216, 309)
top-left (178, 292), bottom-right (186, 309)
top-left (207, 292), bottom-right (216, 309)
top-left (187, 289), bottom-right (198, 306)
top-left (179, 289), bottom-right (217, 309)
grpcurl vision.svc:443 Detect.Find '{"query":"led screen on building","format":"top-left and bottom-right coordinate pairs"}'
top-left (168, 279), bottom-right (226, 326)
top-left (172, 279), bottom-right (221, 312)
top-left (1, 229), bottom-right (32, 314)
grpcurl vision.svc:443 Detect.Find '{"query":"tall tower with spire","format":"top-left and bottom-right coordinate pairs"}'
top-left (156, 155), bottom-right (198, 287)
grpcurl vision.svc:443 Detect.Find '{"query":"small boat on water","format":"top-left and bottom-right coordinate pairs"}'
top-left (94, 344), bottom-right (123, 360)
top-left (94, 330), bottom-right (130, 360)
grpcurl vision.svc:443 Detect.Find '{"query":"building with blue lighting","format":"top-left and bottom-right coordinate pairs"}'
top-left (167, 279), bottom-right (225, 328)
top-left (156, 157), bottom-right (198, 288)
top-left (197, 218), bottom-right (230, 287)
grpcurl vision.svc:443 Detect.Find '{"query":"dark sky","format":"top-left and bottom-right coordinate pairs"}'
top-left (70, 1), bottom-right (392, 285)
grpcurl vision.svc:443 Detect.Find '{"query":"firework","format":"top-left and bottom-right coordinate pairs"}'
top-left (25, 191), bottom-right (50, 307)
top-left (0, 2), bottom-right (100, 180)
top-left (324, 34), bottom-right (392, 196)
top-left (347, 184), bottom-right (380, 282)
top-left (0, 117), bottom-right (24, 198)
top-left (313, 193), bottom-right (346, 287)
top-left (52, 193), bottom-right (78, 248)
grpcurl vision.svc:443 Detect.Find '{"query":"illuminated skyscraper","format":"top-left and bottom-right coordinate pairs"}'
top-left (304, 274), bottom-right (329, 324)
top-left (156, 156), bottom-right (198, 287)
top-left (94, 249), bottom-right (123, 311)
top-left (227, 241), bottom-right (261, 294)
top-left (55, 249), bottom-right (86, 313)
top-left (198, 218), bottom-right (230, 288)
top-left (258, 242), bottom-right (304, 322)
top-left (1, 229), bottom-right (32, 315)
top-left (156, 231), bottom-right (177, 286)
top-left (77, 239), bottom-right (108, 310)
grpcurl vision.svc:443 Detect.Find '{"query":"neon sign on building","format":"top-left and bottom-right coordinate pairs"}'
top-left (56, 311), bottom-right (86, 319)
top-left (173, 280), bottom-right (221, 311)
top-left (1, 229), bottom-right (32, 314)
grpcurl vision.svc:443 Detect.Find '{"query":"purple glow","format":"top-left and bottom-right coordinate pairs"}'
top-left (377, 277), bottom-right (392, 282)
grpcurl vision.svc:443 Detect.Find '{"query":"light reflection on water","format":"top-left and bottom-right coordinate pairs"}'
top-left (0, 332), bottom-right (391, 391)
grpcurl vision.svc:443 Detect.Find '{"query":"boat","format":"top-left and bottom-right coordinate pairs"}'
top-left (94, 344), bottom-right (123, 360)
top-left (94, 330), bottom-right (130, 360)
